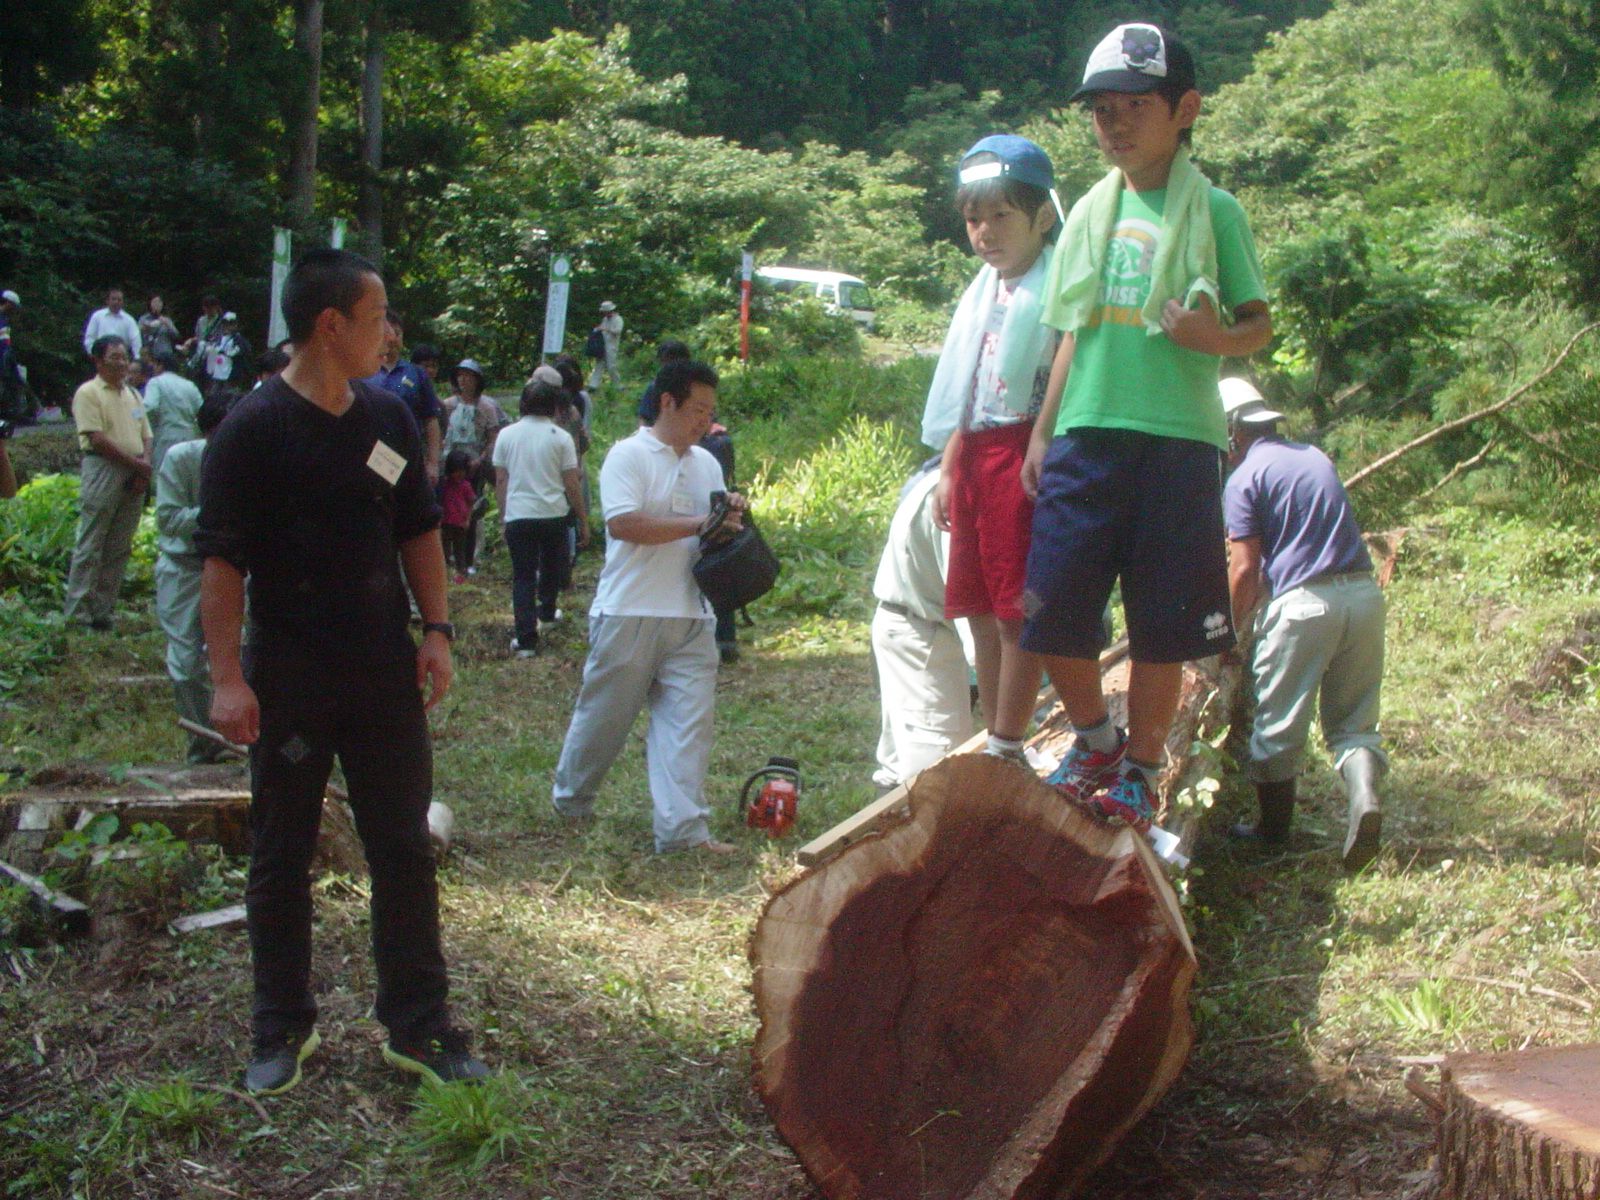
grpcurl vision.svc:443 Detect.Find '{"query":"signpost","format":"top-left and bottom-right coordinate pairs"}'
top-left (543, 254), bottom-right (572, 357)
top-left (268, 228), bottom-right (292, 349)
top-left (740, 251), bottom-right (754, 362)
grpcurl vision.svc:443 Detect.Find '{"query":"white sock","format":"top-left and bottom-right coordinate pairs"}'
top-left (1073, 717), bottom-right (1119, 755)
top-left (985, 734), bottom-right (1024, 758)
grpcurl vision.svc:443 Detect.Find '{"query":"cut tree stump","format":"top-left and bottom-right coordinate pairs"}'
top-left (750, 753), bottom-right (1197, 1200)
top-left (0, 764), bottom-right (364, 876)
top-left (1437, 1044), bottom-right (1600, 1200)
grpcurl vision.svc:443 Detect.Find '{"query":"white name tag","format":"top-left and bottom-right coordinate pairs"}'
top-left (366, 440), bottom-right (407, 485)
top-left (670, 487), bottom-right (694, 515)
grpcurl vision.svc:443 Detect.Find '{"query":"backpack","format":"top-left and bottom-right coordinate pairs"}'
top-left (583, 327), bottom-right (607, 359)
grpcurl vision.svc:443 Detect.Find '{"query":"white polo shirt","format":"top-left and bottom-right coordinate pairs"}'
top-left (592, 429), bottom-right (725, 620)
top-left (492, 415), bottom-right (577, 521)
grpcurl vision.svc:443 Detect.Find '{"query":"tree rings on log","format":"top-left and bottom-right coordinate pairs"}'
top-left (1437, 1044), bottom-right (1600, 1200)
top-left (750, 753), bottom-right (1197, 1200)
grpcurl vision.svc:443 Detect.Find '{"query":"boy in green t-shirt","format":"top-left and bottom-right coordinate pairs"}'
top-left (1017, 23), bottom-right (1272, 830)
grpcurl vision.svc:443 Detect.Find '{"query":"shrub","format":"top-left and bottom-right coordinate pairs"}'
top-left (0, 472), bottom-right (156, 602)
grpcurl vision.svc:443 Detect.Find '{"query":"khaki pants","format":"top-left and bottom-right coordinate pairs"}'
top-left (62, 455), bottom-right (143, 626)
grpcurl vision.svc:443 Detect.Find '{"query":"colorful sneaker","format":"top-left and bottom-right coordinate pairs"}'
top-left (1093, 768), bottom-right (1158, 833)
top-left (1045, 727), bottom-right (1127, 805)
top-left (382, 1029), bottom-right (490, 1086)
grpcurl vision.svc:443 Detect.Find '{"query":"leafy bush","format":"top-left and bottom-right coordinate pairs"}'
top-left (0, 472), bottom-right (156, 602)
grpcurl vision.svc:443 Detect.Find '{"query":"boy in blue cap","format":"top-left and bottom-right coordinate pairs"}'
top-left (1020, 23), bottom-right (1273, 830)
top-left (922, 134), bottom-right (1062, 761)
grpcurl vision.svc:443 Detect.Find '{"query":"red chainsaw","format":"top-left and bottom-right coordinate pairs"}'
top-left (740, 756), bottom-right (801, 838)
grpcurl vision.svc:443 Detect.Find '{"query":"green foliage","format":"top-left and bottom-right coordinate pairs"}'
top-left (1376, 978), bottom-right (1477, 1038)
top-left (50, 818), bottom-right (212, 929)
top-left (0, 473), bottom-right (156, 603)
top-left (0, 473), bottom-right (83, 595)
top-left (1270, 226), bottom-right (1462, 424)
top-left (753, 415), bottom-right (919, 618)
top-left (1465, 0), bottom-right (1600, 300)
top-left (0, 595), bottom-right (67, 698)
top-left (115, 1079), bottom-right (225, 1152)
top-left (406, 1075), bottom-right (541, 1173)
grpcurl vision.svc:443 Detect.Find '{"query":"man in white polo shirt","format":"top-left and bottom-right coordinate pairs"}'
top-left (551, 359), bottom-right (745, 855)
top-left (81, 288), bottom-right (142, 360)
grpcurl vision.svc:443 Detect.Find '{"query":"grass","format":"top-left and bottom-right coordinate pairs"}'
top-left (2, 361), bottom-right (1599, 1197)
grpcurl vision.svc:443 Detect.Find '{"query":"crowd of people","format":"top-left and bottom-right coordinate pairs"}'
top-left (4, 20), bottom-right (1392, 1100)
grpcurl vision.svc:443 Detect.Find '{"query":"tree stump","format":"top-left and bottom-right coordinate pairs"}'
top-left (750, 753), bottom-right (1196, 1200)
top-left (0, 763), bottom-right (365, 876)
top-left (1437, 1044), bottom-right (1600, 1200)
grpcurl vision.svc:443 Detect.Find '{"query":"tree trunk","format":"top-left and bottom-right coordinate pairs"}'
top-left (1437, 1045), bottom-right (1600, 1199)
top-left (196, 13), bottom-right (222, 154)
top-left (286, 0), bottom-right (324, 223)
top-left (751, 753), bottom-right (1196, 1200)
top-left (358, 1), bottom-right (385, 263)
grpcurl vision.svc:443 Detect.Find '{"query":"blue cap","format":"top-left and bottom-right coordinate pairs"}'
top-left (957, 134), bottom-right (1055, 193)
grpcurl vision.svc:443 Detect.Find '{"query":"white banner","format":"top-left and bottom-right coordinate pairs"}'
top-left (268, 227), bottom-right (292, 349)
top-left (542, 254), bottom-right (572, 355)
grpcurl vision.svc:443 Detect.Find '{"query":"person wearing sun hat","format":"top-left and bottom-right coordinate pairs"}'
top-left (1220, 376), bottom-right (1386, 870)
top-left (589, 300), bottom-right (625, 390)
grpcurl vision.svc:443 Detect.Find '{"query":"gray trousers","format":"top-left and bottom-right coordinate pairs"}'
top-left (552, 615), bottom-right (718, 852)
top-left (1248, 573), bottom-right (1387, 783)
top-left (156, 553), bottom-right (214, 761)
top-left (63, 455), bottom-right (144, 625)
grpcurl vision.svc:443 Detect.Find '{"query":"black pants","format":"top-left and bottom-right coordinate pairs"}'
top-left (244, 647), bottom-right (449, 1045)
top-left (441, 524), bottom-right (472, 575)
top-left (504, 517), bottom-right (568, 645)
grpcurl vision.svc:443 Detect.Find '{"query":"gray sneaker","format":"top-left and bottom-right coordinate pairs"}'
top-left (245, 1027), bottom-right (320, 1096)
top-left (382, 1030), bottom-right (490, 1086)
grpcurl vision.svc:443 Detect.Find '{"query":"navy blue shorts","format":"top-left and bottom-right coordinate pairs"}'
top-left (1021, 428), bottom-right (1235, 663)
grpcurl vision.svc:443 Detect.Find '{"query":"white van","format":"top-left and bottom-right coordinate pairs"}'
top-left (755, 266), bottom-right (876, 330)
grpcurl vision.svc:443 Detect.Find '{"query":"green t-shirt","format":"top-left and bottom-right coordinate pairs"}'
top-left (1053, 185), bottom-right (1266, 450)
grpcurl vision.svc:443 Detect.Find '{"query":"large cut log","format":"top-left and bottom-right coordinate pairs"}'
top-left (751, 753), bottom-right (1196, 1200)
top-left (1436, 1044), bottom-right (1600, 1200)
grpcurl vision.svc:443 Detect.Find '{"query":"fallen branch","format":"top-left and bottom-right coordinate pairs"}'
top-left (0, 858), bottom-right (90, 936)
top-left (1344, 320), bottom-right (1600, 491)
top-left (1420, 438), bottom-right (1497, 500)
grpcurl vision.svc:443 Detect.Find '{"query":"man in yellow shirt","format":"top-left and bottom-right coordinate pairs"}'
top-left (64, 335), bottom-right (152, 630)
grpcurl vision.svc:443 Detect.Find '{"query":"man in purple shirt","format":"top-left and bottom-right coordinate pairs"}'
top-left (1221, 378), bottom-right (1385, 871)
top-left (365, 308), bottom-right (443, 482)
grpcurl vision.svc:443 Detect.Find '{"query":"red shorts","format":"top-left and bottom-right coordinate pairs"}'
top-left (944, 421), bottom-right (1035, 623)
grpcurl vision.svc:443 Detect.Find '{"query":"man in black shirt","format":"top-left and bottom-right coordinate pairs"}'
top-left (197, 248), bottom-right (485, 1095)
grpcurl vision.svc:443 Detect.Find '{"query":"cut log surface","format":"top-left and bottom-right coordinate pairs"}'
top-left (1438, 1044), bottom-right (1600, 1200)
top-left (0, 764), bottom-right (364, 876)
top-left (751, 754), bottom-right (1196, 1200)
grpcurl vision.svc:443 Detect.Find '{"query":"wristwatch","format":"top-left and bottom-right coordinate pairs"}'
top-left (422, 621), bottom-right (456, 642)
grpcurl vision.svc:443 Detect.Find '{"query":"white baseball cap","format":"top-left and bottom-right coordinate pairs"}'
top-left (1219, 377), bottom-right (1284, 425)
top-left (0, 290), bottom-right (19, 307)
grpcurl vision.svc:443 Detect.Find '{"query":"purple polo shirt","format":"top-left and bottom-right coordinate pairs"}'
top-left (1223, 436), bottom-right (1371, 596)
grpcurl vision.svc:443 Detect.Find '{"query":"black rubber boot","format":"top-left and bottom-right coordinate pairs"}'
top-left (1229, 779), bottom-right (1295, 845)
top-left (1340, 749), bottom-right (1383, 872)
